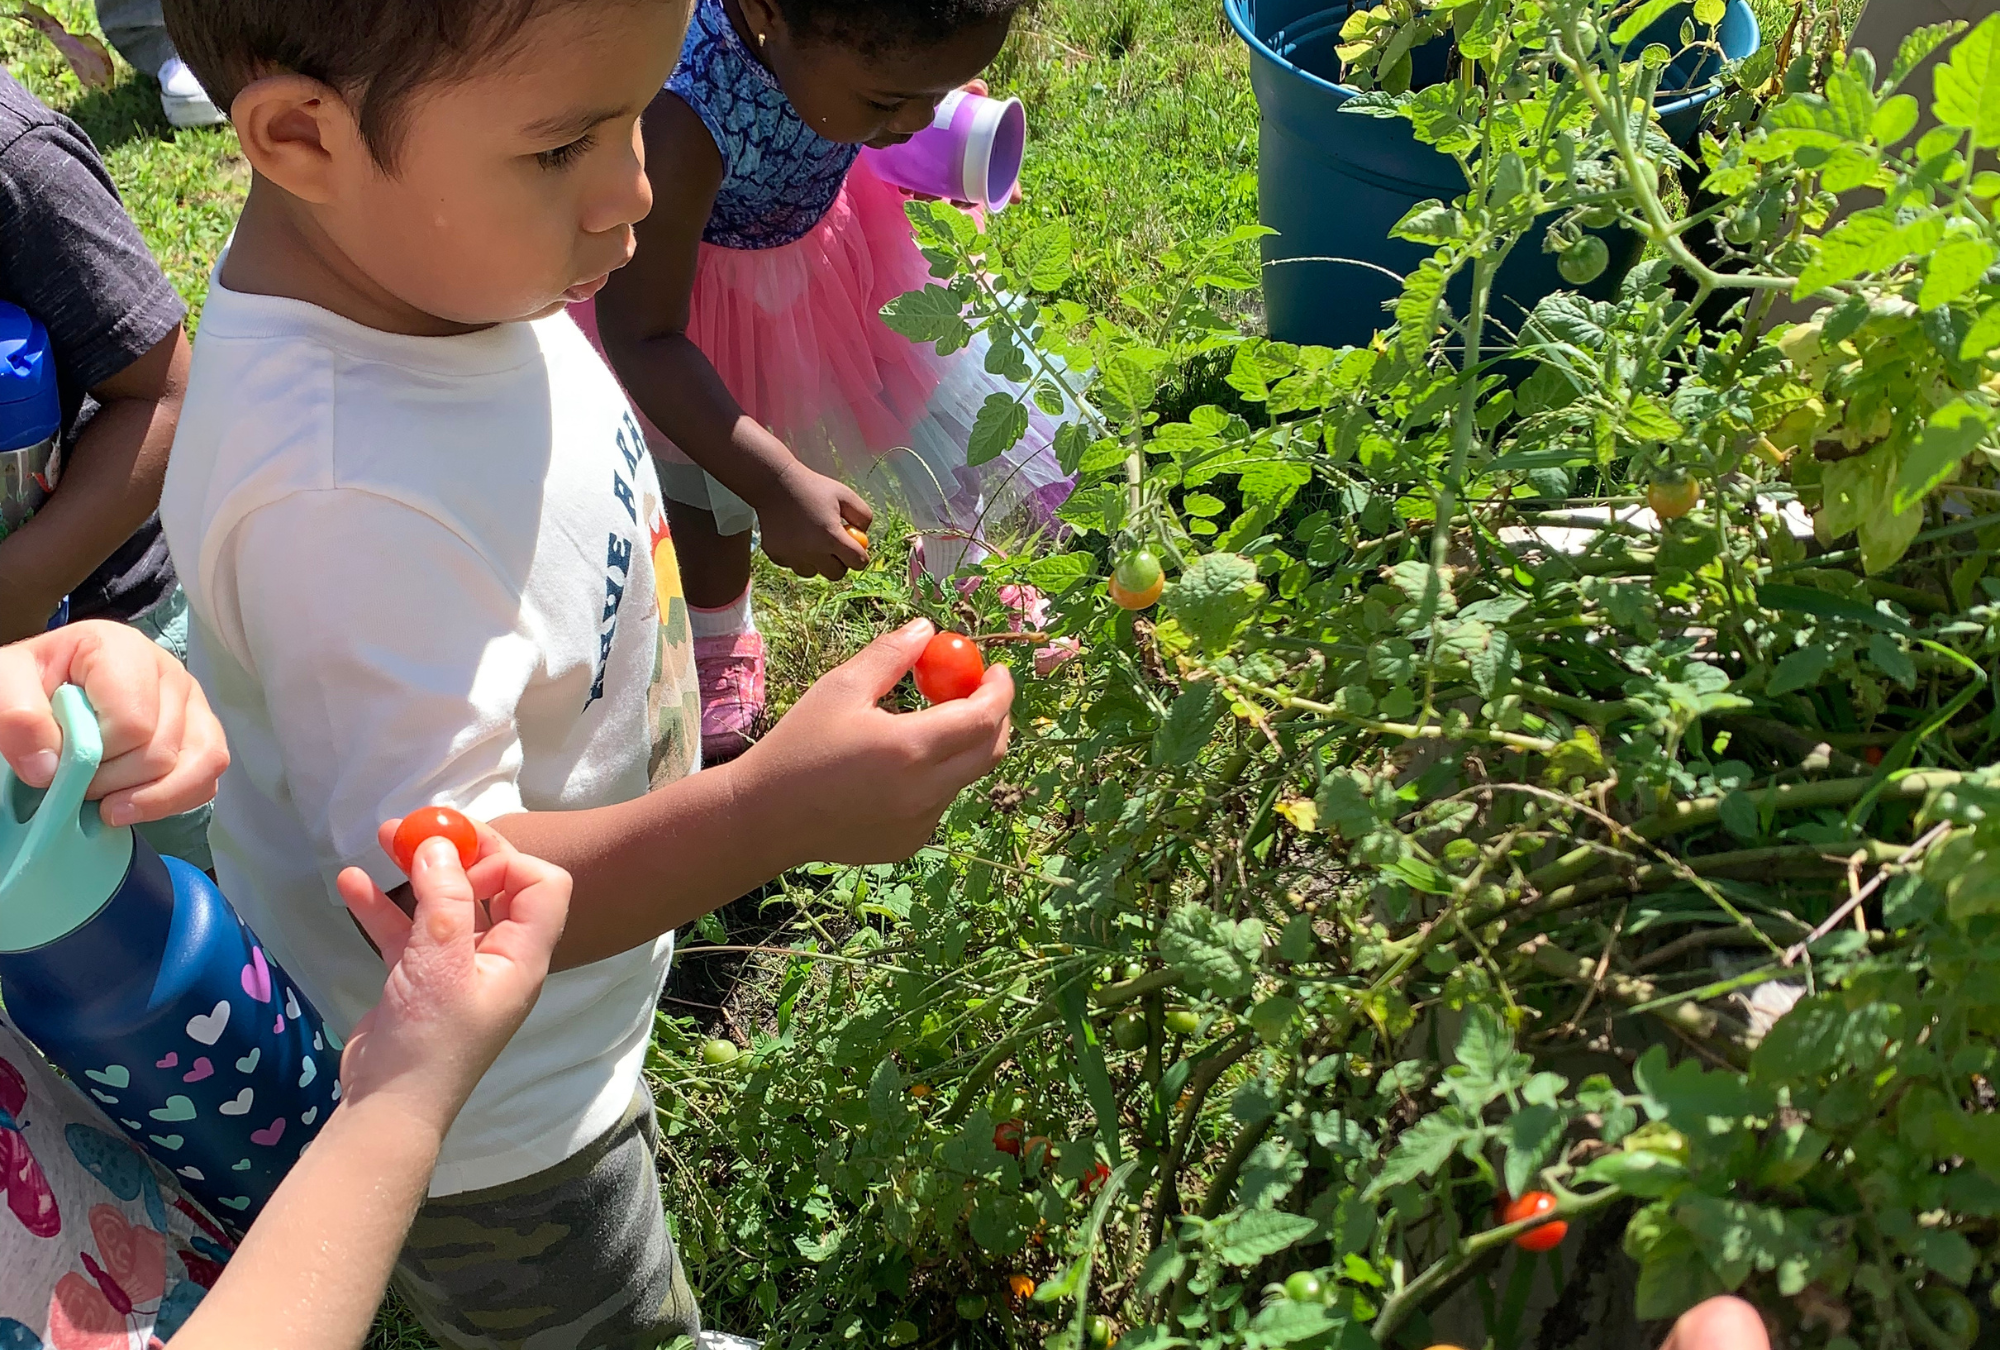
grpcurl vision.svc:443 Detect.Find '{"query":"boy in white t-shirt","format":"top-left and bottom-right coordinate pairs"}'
top-left (153, 0), bottom-right (1015, 1345)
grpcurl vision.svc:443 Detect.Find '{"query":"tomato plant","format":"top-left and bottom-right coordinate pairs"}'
top-left (652, 9), bottom-right (2000, 1347)
top-left (698, 1037), bottom-right (740, 1067)
top-left (912, 631), bottom-right (984, 703)
top-left (1647, 475), bottom-right (1701, 521)
top-left (390, 805), bottom-right (478, 873)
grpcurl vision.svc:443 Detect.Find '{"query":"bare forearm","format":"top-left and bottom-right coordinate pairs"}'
top-left (604, 330), bottom-right (797, 506)
top-left (0, 396), bottom-right (170, 641)
top-left (166, 1098), bottom-right (441, 1350)
top-left (488, 753), bottom-right (806, 970)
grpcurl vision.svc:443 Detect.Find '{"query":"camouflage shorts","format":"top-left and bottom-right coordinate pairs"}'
top-left (391, 1087), bottom-right (702, 1350)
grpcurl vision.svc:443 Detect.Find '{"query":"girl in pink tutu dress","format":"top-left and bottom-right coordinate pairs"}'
top-left (584, 0), bottom-right (1071, 761)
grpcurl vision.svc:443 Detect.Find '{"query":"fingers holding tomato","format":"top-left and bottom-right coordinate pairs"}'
top-left (389, 804), bottom-right (481, 873)
top-left (913, 632), bottom-right (986, 704)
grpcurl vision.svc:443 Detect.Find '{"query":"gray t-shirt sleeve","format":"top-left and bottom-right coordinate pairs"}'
top-left (0, 120), bottom-right (186, 404)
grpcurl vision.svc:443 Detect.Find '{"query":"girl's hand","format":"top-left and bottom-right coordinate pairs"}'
top-left (732, 619), bottom-right (1013, 863)
top-left (754, 460), bottom-right (873, 580)
top-left (0, 619), bottom-right (230, 825)
top-left (334, 822), bottom-right (570, 1135)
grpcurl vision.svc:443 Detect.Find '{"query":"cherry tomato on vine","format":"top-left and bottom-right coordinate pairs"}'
top-left (956, 1294), bottom-right (989, 1321)
top-left (1647, 475), bottom-right (1701, 521)
top-left (1109, 550), bottom-right (1165, 610)
top-left (1284, 1271), bottom-right (1325, 1302)
top-left (1087, 1315), bottom-right (1116, 1348)
top-left (994, 1118), bottom-right (1027, 1156)
top-left (1558, 235), bottom-right (1609, 286)
top-left (1023, 1135), bottom-right (1053, 1168)
top-left (1007, 1273), bottom-right (1036, 1302)
top-left (1110, 1009), bottom-right (1147, 1051)
top-left (699, 1037), bottom-right (741, 1067)
top-left (1498, 1190), bottom-right (1567, 1251)
top-left (1864, 745), bottom-right (1885, 766)
top-left (1164, 1008), bottom-right (1201, 1036)
top-left (1081, 1160), bottom-right (1112, 1196)
top-left (846, 525), bottom-right (871, 554)
top-left (913, 631), bottom-right (985, 703)
top-left (391, 805), bottom-right (479, 873)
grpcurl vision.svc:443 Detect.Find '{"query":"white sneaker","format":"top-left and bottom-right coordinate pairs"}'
top-left (157, 57), bottom-right (224, 128)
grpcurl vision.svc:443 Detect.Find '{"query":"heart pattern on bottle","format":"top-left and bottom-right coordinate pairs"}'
top-left (217, 1088), bottom-right (253, 1116)
top-left (84, 1064), bottom-right (129, 1088)
top-left (235, 1048), bottom-right (260, 1074)
top-left (183, 1057), bottom-right (214, 1083)
top-left (148, 1095), bottom-right (196, 1123)
top-left (184, 1000), bottom-right (231, 1045)
top-left (241, 947), bottom-right (273, 1002)
top-left (155, 1052), bottom-right (178, 1070)
top-left (249, 1118), bottom-right (285, 1147)
top-left (297, 1057), bottom-right (315, 1088)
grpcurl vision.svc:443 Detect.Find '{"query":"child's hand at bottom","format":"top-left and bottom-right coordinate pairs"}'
top-left (733, 618), bottom-right (1012, 863)
top-left (334, 824), bottom-right (570, 1137)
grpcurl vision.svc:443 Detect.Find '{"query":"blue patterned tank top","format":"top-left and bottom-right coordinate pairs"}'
top-left (666, 0), bottom-right (861, 250)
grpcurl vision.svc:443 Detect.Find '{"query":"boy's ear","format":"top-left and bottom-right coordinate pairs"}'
top-left (230, 73), bottom-right (366, 205)
top-left (736, 0), bottom-right (785, 45)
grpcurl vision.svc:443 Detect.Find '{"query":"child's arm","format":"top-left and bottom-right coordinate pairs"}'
top-left (594, 92), bottom-right (871, 581)
top-left (0, 618), bottom-right (228, 823)
top-left (0, 324), bottom-right (190, 642)
top-left (167, 828), bottom-right (570, 1350)
top-left (487, 618), bottom-right (1013, 969)
top-left (0, 325), bottom-right (189, 641)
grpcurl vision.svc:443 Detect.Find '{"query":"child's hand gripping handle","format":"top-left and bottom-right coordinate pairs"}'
top-left (0, 684), bottom-right (134, 954)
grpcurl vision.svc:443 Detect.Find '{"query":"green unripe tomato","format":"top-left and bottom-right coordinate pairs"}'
top-left (1164, 1008), bottom-right (1201, 1036)
top-left (1578, 202), bottom-right (1619, 229)
top-left (1722, 208), bottom-right (1760, 246)
top-left (699, 1037), bottom-right (741, 1066)
top-left (1111, 1009), bottom-right (1148, 1051)
top-left (1123, 961), bottom-right (1145, 982)
top-left (1114, 549), bottom-right (1163, 594)
top-left (1284, 1271), bottom-right (1326, 1302)
top-left (1558, 236), bottom-right (1610, 286)
top-left (887, 1320), bottom-right (920, 1346)
top-left (1248, 995), bottom-right (1300, 1046)
top-left (1087, 1315), bottom-right (1115, 1348)
top-left (957, 1294), bottom-right (990, 1320)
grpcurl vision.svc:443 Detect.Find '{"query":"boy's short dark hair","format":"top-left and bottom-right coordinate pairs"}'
top-left (160, 0), bottom-right (608, 169)
top-left (777, 0), bottom-right (1030, 54)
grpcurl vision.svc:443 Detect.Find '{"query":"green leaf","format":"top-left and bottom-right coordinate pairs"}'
top-left (1134, 1245), bottom-right (1186, 1298)
top-left (1868, 632), bottom-right (1917, 688)
top-left (1160, 553), bottom-right (1267, 653)
top-left (1692, 0), bottom-right (1724, 25)
top-left (969, 1190), bottom-right (1036, 1254)
top-left (1756, 582), bottom-right (1916, 636)
top-left (1921, 230), bottom-right (1998, 309)
top-left (968, 394), bottom-right (1029, 468)
top-left (1160, 903), bottom-right (1263, 999)
top-left (1315, 771), bottom-right (1381, 839)
top-left (1366, 1109), bottom-right (1479, 1195)
top-left (1503, 1104), bottom-right (1565, 1197)
top-left (1153, 682), bottom-right (1223, 767)
top-left (1238, 461), bottom-right (1314, 508)
top-left (1959, 300), bottom-right (2000, 358)
top-left (1014, 220), bottom-right (1075, 293)
top-left (1247, 1302), bottom-right (1347, 1346)
top-left (1057, 980), bottom-right (1124, 1166)
top-left (1396, 257), bottom-right (1448, 363)
top-left (880, 284), bottom-right (972, 351)
top-left (1217, 1209), bottom-right (1318, 1266)
top-left (1443, 1005), bottom-right (1533, 1109)
top-left (1935, 14), bottom-right (2000, 147)
top-left (867, 1055), bottom-right (905, 1124)
top-left (1719, 790), bottom-right (1761, 841)
top-left (1795, 208), bottom-right (1945, 296)
top-left (1895, 398), bottom-right (1993, 512)
top-left (1611, 0), bottom-right (1681, 45)
top-left (1633, 1045), bottom-right (1768, 1136)
top-left (1898, 21), bottom-right (1967, 84)
top-left (1024, 551), bottom-right (1093, 594)
top-left (1767, 644), bottom-right (1834, 697)
top-left (1873, 92), bottom-right (1920, 146)
top-left (1574, 1147), bottom-right (1691, 1198)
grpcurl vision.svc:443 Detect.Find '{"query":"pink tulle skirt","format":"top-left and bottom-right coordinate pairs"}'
top-left (574, 157), bottom-right (1073, 569)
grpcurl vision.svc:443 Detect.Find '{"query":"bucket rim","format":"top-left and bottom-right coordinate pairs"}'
top-left (1224, 0), bottom-right (1761, 113)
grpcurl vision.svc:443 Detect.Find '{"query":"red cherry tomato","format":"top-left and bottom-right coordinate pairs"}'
top-left (1081, 1161), bottom-right (1112, 1196)
top-left (1864, 745), bottom-right (1885, 766)
top-left (391, 805), bottom-right (479, 873)
top-left (914, 632), bottom-right (985, 704)
top-left (1499, 1190), bottom-right (1567, 1252)
top-left (994, 1118), bottom-right (1026, 1156)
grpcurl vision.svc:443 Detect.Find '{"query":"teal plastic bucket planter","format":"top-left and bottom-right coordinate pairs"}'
top-left (1227, 0), bottom-right (1760, 349)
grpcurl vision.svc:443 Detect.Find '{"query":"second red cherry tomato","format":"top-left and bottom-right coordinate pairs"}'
top-left (1499, 1190), bottom-right (1567, 1251)
top-left (391, 805), bottom-right (479, 873)
top-left (994, 1118), bottom-right (1026, 1156)
top-left (914, 632), bottom-right (985, 703)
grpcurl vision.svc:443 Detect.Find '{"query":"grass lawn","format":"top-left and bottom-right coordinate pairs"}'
top-left (2, 0), bottom-right (1256, 1343)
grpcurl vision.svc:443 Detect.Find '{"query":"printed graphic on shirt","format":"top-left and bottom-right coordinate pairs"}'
top-left (646, 494), bottom-right (701, 787)
top-left (587, 413), bottom-right (647, 711)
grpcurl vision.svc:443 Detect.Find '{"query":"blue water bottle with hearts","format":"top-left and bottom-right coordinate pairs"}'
top-left (0, 685), bottom-right (338, 1234)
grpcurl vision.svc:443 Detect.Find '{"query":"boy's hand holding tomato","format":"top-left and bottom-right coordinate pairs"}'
top-left (334, 817), bottom-right (570, 1137)
top-left (734, 618), bottom-right (1012, 864)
